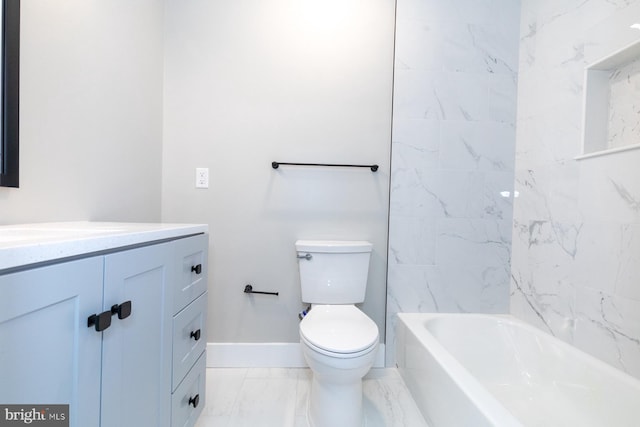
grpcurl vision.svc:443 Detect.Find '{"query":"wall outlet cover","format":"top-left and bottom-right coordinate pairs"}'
top-left (195, 168), bottom-right (209, 188)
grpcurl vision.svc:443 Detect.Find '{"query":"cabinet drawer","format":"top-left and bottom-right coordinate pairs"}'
top-left (173, 234), bottom-right (208, 314)
top-left (171, 352), bottom-right (206, 427)
top-left (173, 292), bottom-right (207, 390)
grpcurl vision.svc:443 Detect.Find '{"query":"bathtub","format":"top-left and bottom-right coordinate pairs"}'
top-left (396, 313), bottom-right (640, 427)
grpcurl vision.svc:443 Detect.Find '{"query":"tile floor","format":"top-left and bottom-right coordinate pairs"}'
top-left (194, 368), bottom-right (429, 427)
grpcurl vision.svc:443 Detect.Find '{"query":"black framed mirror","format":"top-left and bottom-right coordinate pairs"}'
top-left (0, 0), bottom-right (19, 188)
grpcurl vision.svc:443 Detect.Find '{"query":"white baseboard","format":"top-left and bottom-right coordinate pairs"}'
top-left (207, 342), bottom-right (386, 368)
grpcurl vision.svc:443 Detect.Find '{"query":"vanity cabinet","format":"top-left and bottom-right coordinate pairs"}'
top-left (0, 232), bottom-right (208, 427)
top-left (0, 256), bottom-right (104, 427)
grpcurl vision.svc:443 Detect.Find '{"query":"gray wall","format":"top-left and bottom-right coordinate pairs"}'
top-left (512, 0), bottom-right (640, 379)
top-left (161, 0), bottom-right (396, 343)
top-left (0, 0), bottom-right (164, 225)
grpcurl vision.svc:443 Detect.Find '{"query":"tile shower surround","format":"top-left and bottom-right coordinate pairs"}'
top-left (387, 0), bottom-right (640, 379)
top-left (386, 0), bottom-right (520, 365)
top-left (511, 0), bottom-right (640, 378)
top-left (607, 55), bottom-right (640, 149)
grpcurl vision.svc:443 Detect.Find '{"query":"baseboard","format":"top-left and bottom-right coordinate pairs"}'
top-left (207, 342), bottom-right (386, 368)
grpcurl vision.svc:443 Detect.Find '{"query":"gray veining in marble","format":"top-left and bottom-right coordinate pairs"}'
top-left (387, 0), bottom-right (520, 365)
top-left (511, 0), bottom-right (640, 379)
top-left (389, 0), bottom-right (640, 381)
top-left (607, 56), bottom-right (640, 149)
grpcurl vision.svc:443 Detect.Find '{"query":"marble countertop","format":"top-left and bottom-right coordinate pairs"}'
top-left (0, 221), bottom-right (208, 272)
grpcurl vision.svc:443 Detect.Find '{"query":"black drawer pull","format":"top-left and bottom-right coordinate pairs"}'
top-left (190, 329), bottom-right (201, 341)
top-left (191, 264), bottom-right (202, 275)
top-left (111, 300), bottom-right (132, 320)
top-left (188, 394), bottom-right (200, 408)
top-left (87, 311), bottom-right (112, 332)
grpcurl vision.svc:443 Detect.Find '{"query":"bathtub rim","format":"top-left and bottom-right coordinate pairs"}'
top-left (401, 313), bottom-right (640, 387)
top-left (397, 313), bottom-right (522, 427)
top-left (397, 312), bottom-right (640, 426)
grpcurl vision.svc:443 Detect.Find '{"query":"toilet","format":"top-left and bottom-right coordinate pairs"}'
top-left (296, 240), bottom-right (379, 427)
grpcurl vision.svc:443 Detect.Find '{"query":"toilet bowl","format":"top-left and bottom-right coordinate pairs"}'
top-left (296, 240), bottom-right (379, 427)
top-left (299, 304), bottom-right (379, 427)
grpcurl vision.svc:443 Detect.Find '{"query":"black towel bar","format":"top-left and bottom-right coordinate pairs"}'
top-left (271, 161), bottom-right (378, 172)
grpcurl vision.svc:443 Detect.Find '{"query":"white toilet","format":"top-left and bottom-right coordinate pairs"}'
top-left (296, 240), bottom-right (379, 427)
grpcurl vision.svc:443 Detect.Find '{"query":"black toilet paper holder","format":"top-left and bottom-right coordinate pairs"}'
top-left (244, 284), bottom-right (279, 296)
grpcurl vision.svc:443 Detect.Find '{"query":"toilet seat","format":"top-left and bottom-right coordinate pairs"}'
top-left (301, 334), bottom-right (377, 359)
top-left (299, 305), bottom-right (378, 356)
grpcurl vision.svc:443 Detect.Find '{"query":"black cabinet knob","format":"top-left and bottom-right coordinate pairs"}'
top-left (191, 264), bottom-right (202, 275)
top-left (188, 394), bottom-right (200, 408)
top-left (111, 300), bottom-right (132, 320)
top-left (87, 311), bottom-right (112, 332)
top-left (190, 329), bottom-right (201, 341)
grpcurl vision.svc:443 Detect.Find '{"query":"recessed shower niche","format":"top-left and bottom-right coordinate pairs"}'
top-left (580, 39), bottom-right (640, 159)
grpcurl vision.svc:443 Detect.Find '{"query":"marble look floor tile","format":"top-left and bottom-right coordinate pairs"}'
top-left (228, 377), bottom-right (298, 427)
top-left (244, 367), bottom-right (302, 379)
top-left (364, 368), bottom-right (403, 381)
top-left (201, 368), bottom-right (247, 418)
top-left (363, 377), bottom-right (429, 427)
top-left (294, 370), bottom-right (311, 419)
top-left (194, 368), bottom-right (428, 427)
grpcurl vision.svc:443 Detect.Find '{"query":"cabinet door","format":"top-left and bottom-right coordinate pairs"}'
top-left (101, 243), bottom-right (173, 427)
top-left (0, 257), bottom-right (104, 427)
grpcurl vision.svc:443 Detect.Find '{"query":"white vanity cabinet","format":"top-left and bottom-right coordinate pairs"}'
top-left (0, 226), bottom-right (208, 427)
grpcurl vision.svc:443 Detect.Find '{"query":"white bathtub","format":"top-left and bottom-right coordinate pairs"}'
top-left (396, 313), bottom-right (640, 427)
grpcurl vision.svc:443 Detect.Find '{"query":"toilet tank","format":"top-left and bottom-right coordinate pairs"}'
top-left (296, 240), bottom-right (373, 304)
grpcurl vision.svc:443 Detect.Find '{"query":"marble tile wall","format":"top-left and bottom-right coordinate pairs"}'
top-left (511, 0), bottom-right (640, 378)
top-left (608, 56), bottom-right (640, 149)
top-left (386, 0), bottom-right (521, 365)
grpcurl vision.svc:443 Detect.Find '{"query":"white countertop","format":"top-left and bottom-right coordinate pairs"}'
top-left (0, 221), bottom-right (208, 272)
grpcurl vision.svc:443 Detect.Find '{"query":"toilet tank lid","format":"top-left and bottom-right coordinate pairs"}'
top-left (295, 240), bottom-right (372, 253)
